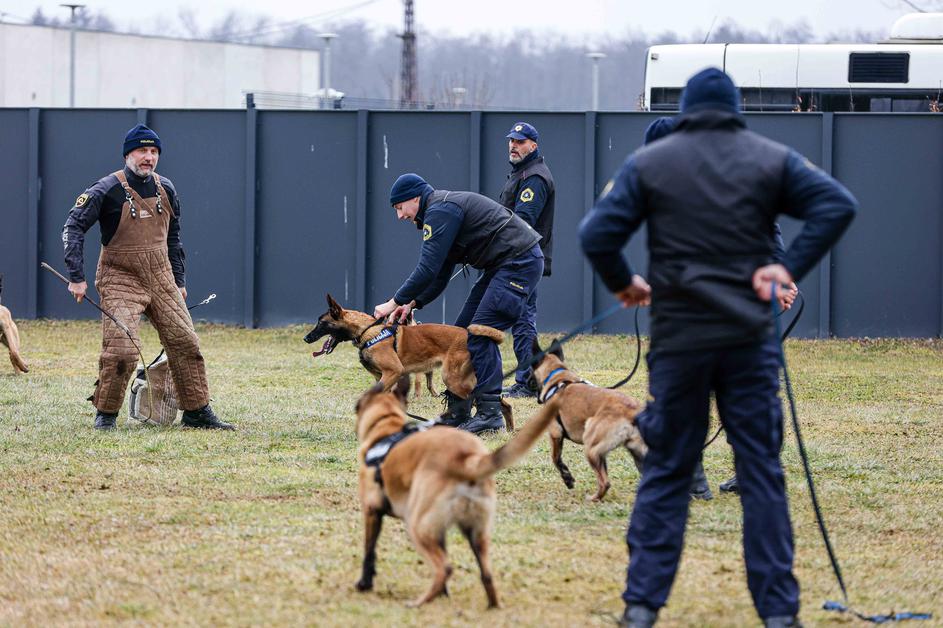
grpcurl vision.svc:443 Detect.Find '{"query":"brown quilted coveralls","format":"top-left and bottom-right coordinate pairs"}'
top-left (92, 170), bottom-right (209, 413)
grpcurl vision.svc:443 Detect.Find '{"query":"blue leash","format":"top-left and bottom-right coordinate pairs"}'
top-left (771, 284), bottom-right (931, 624)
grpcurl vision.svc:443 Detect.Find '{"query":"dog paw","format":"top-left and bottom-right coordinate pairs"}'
top-left (355, 579), bottom-right (373, 592)
top-left (563, 477), bottom-right (575, 489)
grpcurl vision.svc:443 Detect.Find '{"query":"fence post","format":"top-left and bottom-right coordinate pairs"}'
top-left (354, 110), bottom-right (369, 312)
top-left (469, 111), bottom-right (482, 193)
top-left (583, 112), bottom-right (597, 329)
top-left (244, 93), bottom-right (258, 328)
top-left (27, 108), bottom-right (40, 319)
top-left (818, 112), bottom-right (834, 339)
top-left (136, 108), bottom-right (148, 125)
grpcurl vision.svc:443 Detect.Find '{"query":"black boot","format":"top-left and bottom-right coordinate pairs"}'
top-left (438, 391), bottom-right (473, 427)
top-left (690, 460), bottom-right (714, 501)
top-left (458, 393), bottom-right (505, 435)
top-left (181, 404), bottom-right (235, 430)
top-left (719, 474), bottom-right (740, 494)
top-left (618, 604), bottom-right (658, 628)
top-left (94, 410), bottom-right (117, 431)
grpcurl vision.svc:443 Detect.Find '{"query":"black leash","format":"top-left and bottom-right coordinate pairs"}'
top-left (605, 306), bottom-right (642, 389)
top-left (501, 301), bottom-right (626, 382)
top-left (771, 284), bottom-right (930, 624)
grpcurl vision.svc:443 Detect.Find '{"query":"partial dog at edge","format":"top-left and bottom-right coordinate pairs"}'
top-left (0, 276), bottom-right (29, 374)
top-left (353, 376), bottom-right (563, 607)
top-left (304, 294), bottom-right (512, 429)
top-left (531, 338), bottom-right (647, 502)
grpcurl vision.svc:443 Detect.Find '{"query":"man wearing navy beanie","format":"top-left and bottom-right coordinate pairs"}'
top-left (580, 67), bottom-right (857, 627)
top-left (374, 173), bottom-right (543, 434)
top-left (62, 124), bottom-right (233, 431)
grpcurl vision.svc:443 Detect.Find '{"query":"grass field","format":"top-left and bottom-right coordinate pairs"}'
top-left (1, 320), bottom-right (941, 626)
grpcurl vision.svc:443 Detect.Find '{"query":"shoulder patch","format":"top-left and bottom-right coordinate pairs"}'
top-left (519, 187), bottom-right (534, 203)
top-left (75, 193), bottom-right (90, 208)
top-left (422, 224), bottom-right (432, 241)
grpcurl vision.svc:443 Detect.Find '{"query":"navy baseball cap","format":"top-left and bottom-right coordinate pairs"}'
top-left (506, 122), bottom-right (539, 142)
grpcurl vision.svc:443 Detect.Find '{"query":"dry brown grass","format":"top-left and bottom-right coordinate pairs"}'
top-left (0, 321), bottom-right (940, 626)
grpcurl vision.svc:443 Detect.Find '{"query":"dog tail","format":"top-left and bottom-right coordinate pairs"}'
top-left (457, 395), bottom-right (562, 481)
top-left (467, 324), bottom-right (503, 344)
top-left (0, 317), bottom-right (28, 374)
top-left (9, 350), bottom-right (28, 374)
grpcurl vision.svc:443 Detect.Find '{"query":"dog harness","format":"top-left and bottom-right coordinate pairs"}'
top-left (365, 422), bottom-right (431, 486)
top-left (538, 367), bottom-right (594, 442)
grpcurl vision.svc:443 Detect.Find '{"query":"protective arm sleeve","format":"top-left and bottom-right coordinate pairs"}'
top-left (393, 206), bottom-right (461, 305)
top-left (778, 151), bottom-right (858, 281)
top-left (579, 155), bottom-right (647, 293)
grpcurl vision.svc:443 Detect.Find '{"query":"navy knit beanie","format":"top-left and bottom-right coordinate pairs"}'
top-left (680, 68), bottom-right (741, 114)
top-left (643, 117), bottom-right (676, 145)
top-left (123, 124), bottom-right (161, 156)
top-left (389, 173), bottom-right (430, 206)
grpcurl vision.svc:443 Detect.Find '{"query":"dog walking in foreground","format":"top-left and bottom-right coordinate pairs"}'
top-left (0, 276), bottom-right (29, 374)
top-left (353, 376), bottom-right (563, 608)
top-left (305, 294), bottom-right (513, 430)
top-left (531, 338), bottom-right (647, 502)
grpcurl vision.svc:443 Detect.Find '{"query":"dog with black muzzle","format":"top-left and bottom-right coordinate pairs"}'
top-left (530, 337), bottom-right (647, 502)
top-left (304, 294), bottom-right (513, 430)
top-left (0, 276), bottom-right (29, 374)
top-left (353, 375), bottom-right (563, 607)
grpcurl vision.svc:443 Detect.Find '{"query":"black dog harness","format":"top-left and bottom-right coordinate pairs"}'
top-left (357, 322), bottom-right (400, 363)
top-left (537, 367), bottom-right (593, 442)
top-left (365, 422), bottom-right (430, 486)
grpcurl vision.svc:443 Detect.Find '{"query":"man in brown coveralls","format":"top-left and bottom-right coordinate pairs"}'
top-left (62, 124), bottom-right (233, 431)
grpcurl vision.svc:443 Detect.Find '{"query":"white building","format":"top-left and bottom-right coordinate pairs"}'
top-left (0, 23), bottom-right (320, 108)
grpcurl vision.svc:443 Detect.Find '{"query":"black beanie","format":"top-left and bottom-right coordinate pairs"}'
top-left (680, 68), bottom-right (741, 114)
top-left (123, 124), bottom-right (162, 156)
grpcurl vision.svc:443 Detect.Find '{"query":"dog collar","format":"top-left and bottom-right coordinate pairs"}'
top-left (365, 423), bottom-right (430, 485)
top-left (541, 367), bottom-right (567, 388)
top-left (362, 327), bottom-right (394, 350)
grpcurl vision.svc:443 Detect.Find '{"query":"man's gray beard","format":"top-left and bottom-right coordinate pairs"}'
top-left (126, 160), bottom-right (153, 178)
top-left (509, 154), bottom-right (523, 164)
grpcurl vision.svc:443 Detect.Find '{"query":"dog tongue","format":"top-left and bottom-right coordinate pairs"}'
top-left (311, 337), bottom-right (334, 358)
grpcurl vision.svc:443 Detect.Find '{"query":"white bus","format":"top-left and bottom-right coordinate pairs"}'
top-left (642, 13), bottom-right (943, 113)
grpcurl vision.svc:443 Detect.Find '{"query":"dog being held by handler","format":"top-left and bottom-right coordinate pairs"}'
top-left (353, 375), bottom-right (564, 608)
top-left (304, 294), bottom-right (512, 430)
top-left (0, 276), bottom-right (29, 374)
top-left (530, 337), bottom-right (647, 502)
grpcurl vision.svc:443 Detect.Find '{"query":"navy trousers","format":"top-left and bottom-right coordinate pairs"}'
top-left (512, 288), bottom-right (539, 385)
top-left (454, 245), bottom-right (544, 397)
top-left (624, 337), bottom-right (799, 619)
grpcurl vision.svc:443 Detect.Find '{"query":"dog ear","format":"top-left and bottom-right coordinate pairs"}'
top-left (326, 293), bottom-right (343, 319)
top-left (531, 336), bottom-right (542, 356)
top-left (549, 337), bottom-right (565, 361)
top-left (392, 375), bottom-right (411, 405)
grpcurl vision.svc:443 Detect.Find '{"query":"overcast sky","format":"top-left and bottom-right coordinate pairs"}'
top-left (0, 0), bottom-right (925, 40)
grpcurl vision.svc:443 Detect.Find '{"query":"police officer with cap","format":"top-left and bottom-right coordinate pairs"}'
top-left (498, 122), bottom-right (555, 398)
top-left (580, 68), bottom-right (857, 627)
top-left (63, 124), bottom-right (233, 431)
top-left (374, 173), bottom-right (543, 434)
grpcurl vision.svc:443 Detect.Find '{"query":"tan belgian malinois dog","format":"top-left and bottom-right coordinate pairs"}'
top-left (0, 277), bottom-right (29, 374)
top-left (531, 338), bottom-right (647, 502)
top-left (353, 376), bottom-right (563, 607)
top-left (305, 294), bottom-right (513, 429)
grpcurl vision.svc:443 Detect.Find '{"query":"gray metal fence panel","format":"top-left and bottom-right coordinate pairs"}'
top-left (831, 114), bottom-right (943, 337)
top-left (148, 110), bottom-right (247, 325)
top-left (38, 109), bottom-right (138, 319)
top-left (481, 112), bottom-right (589, 331)
top-left (365, 112), bottom-right (473, 324)
top-left (744, 114), bottom-right (825, 338)
top-left (255, 111), bottom-right (358, 327)
top-left (0, 110), bottom-right (30, 315)
top-left (2, 108), bottom-right (940, 337)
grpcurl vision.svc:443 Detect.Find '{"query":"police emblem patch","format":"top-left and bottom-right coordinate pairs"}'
top-left (422, 224), bottom-right (432, 241)
top-left (75, 193), bottom-right (90, 208)
top-left (514, 124), bottom-right (523, 132)
top-left (520, 188), bottom-right (534, 202)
